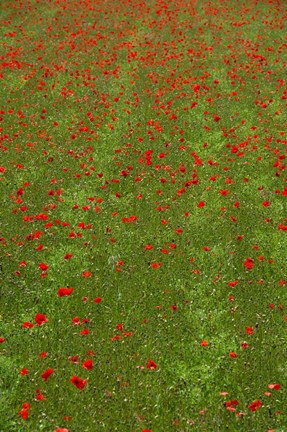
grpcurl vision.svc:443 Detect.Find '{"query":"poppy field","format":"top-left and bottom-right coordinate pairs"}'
top-left (1, 0), bottom-right (287, 430)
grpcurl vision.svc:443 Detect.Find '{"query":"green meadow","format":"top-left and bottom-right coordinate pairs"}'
top-left (0, 0), bottom-right (287, 430)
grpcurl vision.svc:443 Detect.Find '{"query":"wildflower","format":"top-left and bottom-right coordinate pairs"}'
top-left (35, 313), bottom-right (48, 326)
top-left (247, 400), bottom-right (261, 411)
top-left (146, 360), bottom-right (157, 370)
top-left (41, 368), bottom-right (54, 382)
top-left (58, 288), bottom-right (74, 297)
top-left (70, 376), bottom-right (87, 390)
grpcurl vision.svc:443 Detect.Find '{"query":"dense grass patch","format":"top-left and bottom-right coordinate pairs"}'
top-left (1, 0), bottom-right (287, 430)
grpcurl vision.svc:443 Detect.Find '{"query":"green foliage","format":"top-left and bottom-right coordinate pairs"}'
top-left (1, 0), bottom-right (287, 430)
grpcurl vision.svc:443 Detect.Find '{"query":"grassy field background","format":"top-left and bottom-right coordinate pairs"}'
top-left (0, 0), bottom-right (287, 430)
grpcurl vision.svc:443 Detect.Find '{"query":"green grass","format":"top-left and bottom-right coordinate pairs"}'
top-left (1, 0), bottom-right (287, 430)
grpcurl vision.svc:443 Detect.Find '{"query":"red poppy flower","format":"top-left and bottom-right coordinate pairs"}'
top-left (69, 356), bottom-right (79, 364)
top-left (219, 189), bottom-right (229, 196)
top-left (82, 359), bottom-right (93, 370)
top-left (146, 360), bottom-right (157, 370)
top-left (63, 253), bottom-right (73, 259)
top-left (248, 400), bottom-right (261, 411)
top-left (200, 340), bottom-right (209, 347)
top-left (268, 383), bottom-right (281, 390)
top-left (241, 342), bottom-right (249, 350)
top-left (39, 263), bottom-right (49, 271)
top-left (175, 228), bottom-right (183, 234)
top-left (244, 258), bottom-right (254, 270)
top-left (41, 368), bottom-right (54, 382)
top-left (246, 327), bottom-right (253, 335)
top-left (94, 297), bottom-right (102, 303)
top-left (70, 376), bottom-right (87, 390)
top-left (19, 408), bottom-right (29, 419)
top-left (145, 244), bottom-right (153, 250)
top-left (58, 288), bottom-right (74, 297)
top-left (229, 352), bottom-right (238, 358)
top-left (151, 262), bottom-right (162, 269)
top-left (224, 399), bottom-right (239, 408)
top-left (20, 368), bottom-right (28, 375)
top-left (54, 428), bottom-right (69, 432)
top-left (22, 322), bottom-right (34, 329)
top-left (72, 317), bottom-right (81, 325)
top-left (36, 389), bottom-right (46, 401)
top-left (160, 249), bottom-right (169, 254)
top-left (35, 313), bottom-right (48, 326)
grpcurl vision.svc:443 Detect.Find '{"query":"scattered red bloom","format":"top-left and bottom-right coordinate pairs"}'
top-left (35, 313), bottom-right (48, 326)
top-left (151, 262), bottom-right (162, 269)
top-left (18, 403), bottom-right (30, 419)
top-left (197, 201), bottom-right (205, 208)
top-left (64, 253), bottom-right (73, 259)
top-left (224, 400), bottom-right (239, 409)
top-left (268, 384), bottom-right (281, 390)
top-left (41, 368), bottom-right (54, 382)
top-left (22, 321), bottom-right (34, 329)
top-left (70, 376), bottom-right (87, 390)
top-left (246, 327), bottom-right (254, 335)
top-left (241, 342), bottom-right (249, 350)
top-left (69, 356), bottom-right (79, 364)
top-left (200, 340), bottom-right (209, 346)
top-left (54, 428), bottom-right (69, 432)
top-left (82, 359), bottom-right (93, 370)
top-left (122, 215), bottom-right (137, 223)
top-left (247, 400), bottom-right (261, 411)
top-left (58, 288), bottom-right (74, 297)
top-left (244, 258), bottom-right (254, 270)
top-left (219, 189), bottom-right (229, 196)
top-left (72, 317), bottom-right (81, 325)
top-left (36, 389), bottom-right (46, 401)
top-left (94, 297), bottom-right (102, 303)
top-left (146, 360), bottom-right (157, 370)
